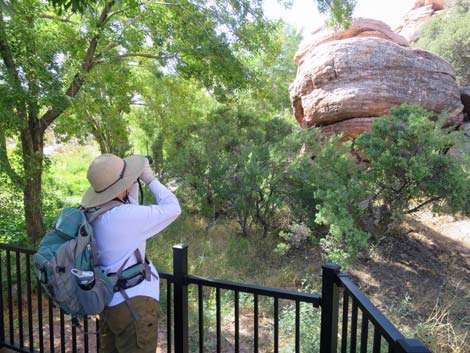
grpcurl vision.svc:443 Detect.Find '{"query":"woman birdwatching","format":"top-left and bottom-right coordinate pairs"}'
top-left (81, 153), bottom-right (181, 353)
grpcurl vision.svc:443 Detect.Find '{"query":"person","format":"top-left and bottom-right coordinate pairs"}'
top-left (81, 153), bottom-right (181, 353)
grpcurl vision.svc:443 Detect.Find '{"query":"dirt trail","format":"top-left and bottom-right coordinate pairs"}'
top-left (413, 210), bottom-right (470, 251)
top-left (350, 210), bottom-right (470, 343)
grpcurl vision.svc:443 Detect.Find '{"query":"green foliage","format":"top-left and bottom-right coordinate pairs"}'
top-left (299, 104), bottom-right (470, 265)
top-left (417, 1), bottom-right (470, 85)
top-left (0, 177), bottom-right (27, 245)
top-left (309, 136), bottom-right (369, 265)
top-left (275, 222), bottom-right (313, 255)
top-left (42, 146), bottom-right (93, 209)
top-left (47, 0), bottom-right (96, 14)
top-left (278, 282), bottom-right (321, 352)
top-left (169, 106), bottom-right (316, 237)
top-left (236, 24), bottom-right (302, 113)
top-left (129, 74), bottom-right (215, 180)
top-left (356, 104), bottom-right (470, 224)
top-left (55, 65), bottom-right (135, 157)
top-left (316, 0), bottom-right (356, 28)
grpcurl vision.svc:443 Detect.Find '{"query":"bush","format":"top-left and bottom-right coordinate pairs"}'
top-left (308, 136), bottom-right (369, 265)
top-left (417, 1), bottom-right (470, 85)
top-left (170, 106), bottom-right (319, 237)
top-left (304, 104), bottom-right (470, 265)
top-left (356, 104), bottom-right (470, 226)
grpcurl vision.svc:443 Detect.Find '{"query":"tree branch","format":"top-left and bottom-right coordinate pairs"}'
top-left (40, 13), bottom-right (78, 24)
top-left (104, 5), bottom-right (137, 25)
top-left (114, 52), bottom-right (168, 60)
top-left (39, 0), bottom-right (116, 132)
top-left (0, 129), bottom-right (22, 187)
top-left (0, 15), bottom-right (18, 79)
top-left (144, 1), bottom-right (184, 6)
top-left (405, 197), bottom-right (442, 214)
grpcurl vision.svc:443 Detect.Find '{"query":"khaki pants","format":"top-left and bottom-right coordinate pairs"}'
top-left (100, 296), bottom-right (159, 353)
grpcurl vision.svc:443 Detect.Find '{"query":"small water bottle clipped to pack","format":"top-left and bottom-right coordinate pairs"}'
top-left (71, 268), bottom-right (95, 290)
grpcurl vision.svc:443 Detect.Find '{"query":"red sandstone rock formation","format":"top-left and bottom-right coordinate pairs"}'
top-left (395, 0), bottom-right (446, 43)
top-left (289, 18), bottom-right (464, 139)
top-left (412, 0), bottom-right (445, 11)
top-left (296, 18), bottom-right (409, 66)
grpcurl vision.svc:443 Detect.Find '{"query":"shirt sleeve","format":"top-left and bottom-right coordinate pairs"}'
top-left (113, 178), bottom-right (181, 245)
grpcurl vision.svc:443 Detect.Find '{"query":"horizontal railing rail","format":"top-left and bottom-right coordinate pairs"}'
top-left (320, 263), bottom-right (431, 353)
top-left (0, 242), bottom-right (431, 353)
top-left (338, 272), bottom-right (405, 346)
top-left (186, 274), bottom-right (321, 305)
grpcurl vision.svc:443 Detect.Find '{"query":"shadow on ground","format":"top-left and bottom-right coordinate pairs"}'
top-left (349, 216), bottom-right (469, 335)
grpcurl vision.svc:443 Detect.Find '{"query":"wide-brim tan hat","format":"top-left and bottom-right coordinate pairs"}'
top-left (81, 154), bottom-right (146, 208)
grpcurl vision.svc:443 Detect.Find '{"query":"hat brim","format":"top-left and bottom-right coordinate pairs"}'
top-left (81, 155), bottom-right (146, 208)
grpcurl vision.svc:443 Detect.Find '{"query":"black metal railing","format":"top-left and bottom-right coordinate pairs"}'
top-left (0, 243), bottom-right (431, 353)
top-left (320, 264), bottom-right (431, 353)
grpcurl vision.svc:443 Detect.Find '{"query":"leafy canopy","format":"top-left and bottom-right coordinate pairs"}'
top-left (316, 0), bottom-right (356, 28)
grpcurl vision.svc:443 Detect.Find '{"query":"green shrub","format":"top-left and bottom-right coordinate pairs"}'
top-left (417, 2), bottom-right (470, 86)
top-left (356, 104), bottom-right (470, 226)
top-left (307, 135), bottom-right (369, 265)
top-left (278, 296), bottom-right (321, 352)
top-left (170, 107), bottom-right (319, 237)
top-left (304, 104), bottom-right (470, 265)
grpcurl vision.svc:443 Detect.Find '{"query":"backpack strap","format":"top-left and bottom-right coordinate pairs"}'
top-left (82, 200), bottom-right (124, 268)
top-left (107, 249), bottom-right (158, 321)
top-left (133, 249), bottom-right (158, 282)
top-left (83, 200), bottom-right (124, 223)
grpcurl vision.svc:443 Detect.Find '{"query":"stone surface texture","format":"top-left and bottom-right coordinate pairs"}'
top-left (295, 18), bottom-right (409, 66)
top-left (289, 17), bottom-right (464, 138)
top-left (394, 0), bottom-right (445, 43)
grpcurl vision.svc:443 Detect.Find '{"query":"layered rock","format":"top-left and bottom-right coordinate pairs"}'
top-left (395, 0), bottom-right (445, 43)
top-left (295, 18), bottom-right (409, 66)
top-left (289, 18), bottom-right (464, 140)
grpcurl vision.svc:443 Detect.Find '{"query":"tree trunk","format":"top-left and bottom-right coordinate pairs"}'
top-left (21, 124), bottom-right (45, 240)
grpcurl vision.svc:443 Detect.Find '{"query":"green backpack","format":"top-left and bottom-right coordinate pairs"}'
top-left (34, 203), bottom-right (155, 322)
top-left (33, 206), bottom-right (116, 319)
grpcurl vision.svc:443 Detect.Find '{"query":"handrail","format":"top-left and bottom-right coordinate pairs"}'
top-left (186, 274), bottom-right (321, 306)
top-left (337, 272), bottom-right (405, 344)
top-left (0, 242), bottom-right (431, 353)
top-left (0, 242), bottom-right (35, 255)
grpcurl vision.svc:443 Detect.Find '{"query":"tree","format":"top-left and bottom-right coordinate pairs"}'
top-left (55, 63), bottom-right (135, 157)
top-left (417, 1), bottom-right (470, 85)
top-left (129, 72), bottom-right (215, 180)
top-left (316, 0), bottom-right (356, 28)
top-left (0, 0), bottom-right (276, 240)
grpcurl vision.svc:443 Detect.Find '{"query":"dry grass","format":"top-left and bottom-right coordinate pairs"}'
top-left (415, 301), bottom-right (469, 353)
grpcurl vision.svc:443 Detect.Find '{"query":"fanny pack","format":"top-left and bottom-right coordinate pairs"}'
top-left (109, 262), bottom-right (146, 291)
top-left (107, 250), bottom-right (158, 319)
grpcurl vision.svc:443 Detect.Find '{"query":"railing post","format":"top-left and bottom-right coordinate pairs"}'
top-left (396, 338), bottom-right (431, 353)
top-left (320, 263), bottom-right (341, 353)
top-left (173, 244), bottom-right (189, 353)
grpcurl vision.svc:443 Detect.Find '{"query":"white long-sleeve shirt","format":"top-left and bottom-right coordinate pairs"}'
top-left (92, 179), bottom-right (181, 306)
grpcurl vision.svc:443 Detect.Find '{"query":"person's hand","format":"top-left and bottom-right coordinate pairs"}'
top-left (139, 159), bottom-right (156, 185)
